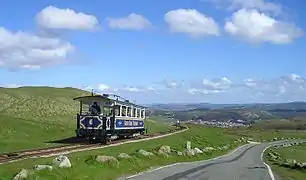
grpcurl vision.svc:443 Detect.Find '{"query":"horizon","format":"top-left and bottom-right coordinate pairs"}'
top-left (1, 85), bottom-right (306, 105)
top-left (1, 0), bottom-right (306, 104)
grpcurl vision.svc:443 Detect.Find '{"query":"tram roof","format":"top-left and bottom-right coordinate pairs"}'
top-left (73, 95), bottom-right (146, 108)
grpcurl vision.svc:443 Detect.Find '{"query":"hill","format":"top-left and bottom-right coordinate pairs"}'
top-left (0, 87), bottom-right (174, 153)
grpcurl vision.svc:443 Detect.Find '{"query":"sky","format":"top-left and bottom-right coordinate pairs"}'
top-left (0, 0), bottom-right (306, 104)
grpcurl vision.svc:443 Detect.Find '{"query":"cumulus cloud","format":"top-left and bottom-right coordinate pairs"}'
top-left (36, 6), bottom-right (99, 31)
top-left (164, 9), bottom-right (220, 38)
top-left (206, 0), bottom-right (283, 16)
top-left (107, 13), bottom-right (152, 30)
top-left (0, 27), bottom-right (74, 70)
top-left (224, 9), bottom-right (303, 44)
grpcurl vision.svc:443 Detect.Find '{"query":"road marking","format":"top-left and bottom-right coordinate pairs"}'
top-left (261, 145), bottom-right (276, 180)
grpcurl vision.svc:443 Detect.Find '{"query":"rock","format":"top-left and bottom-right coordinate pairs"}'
top-left (13, 169), bottom-right (28, 180)
top-left (158, 145), bottom-right (171, 154)
top-left (222, 145), bottom-right (229, 150)
top-left (297, 162), bottom-right (306, 169)
top-left (273, 137), bottom-right (278, 141)
top-left (117, 153), bottom-right (131, 159)
top-left (33, 165), bottom-right (53, 171)
top-left (96, 155), bottom-right (119, 167)
top-left (202, 147), bottom-right (215, 152)
top-left (186, 141), bottom-right (191, 150)
top-left (193, 148), bottom-right (203, 154)
top-left (184, 149), bottom-right (195, 156)
top-left (177, 151), bottom-right (183, 156)
top-left (53, 155), bottom-right (71, 168)
top-left (136, 149), bottom-right (154, 156)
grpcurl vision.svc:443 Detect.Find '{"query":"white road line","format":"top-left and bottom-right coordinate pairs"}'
top-left (261, 145), bottom-right (276, 180)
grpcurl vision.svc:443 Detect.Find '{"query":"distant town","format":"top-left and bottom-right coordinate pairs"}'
top-left (185, 119), bottom-right (250, 128)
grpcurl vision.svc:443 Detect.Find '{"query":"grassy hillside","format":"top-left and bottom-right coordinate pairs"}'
top-left (0, 125), bottom-right (245, 179)
top-left (0, 87), bottom-right (174, 153)
top-left (264, 143), bottom-right (306, 180)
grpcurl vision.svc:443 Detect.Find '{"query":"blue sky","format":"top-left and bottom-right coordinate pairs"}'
top-left (0, 0), bottom-right (306, 104)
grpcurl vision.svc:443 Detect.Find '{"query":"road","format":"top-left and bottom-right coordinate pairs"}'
top-left (125, 140), bottom-right (305, 180)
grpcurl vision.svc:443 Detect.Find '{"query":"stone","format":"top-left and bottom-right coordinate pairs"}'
top-left (96, 155), bottom-right (119, 167)
top-left (13, 169), bottom-right (28, 180)
top-left (53, 155), bottom-right (71, 168)
top-left (117, 153), bottom-right (131, 159)
top-left (186, 141), bottom-right (191, 150)
top-left (136, 149), bottom-right (154, 156)
top-left (33, 165), bottom-right (53, 171)
top-left (184, 149), bottom-right (195, 156)
top-left (193, 148), bottom-right (203, 154)
top-left (177, 151), bottom-right (183, 156)
top-left (158, 145), bottom-right (171, 154)
top-left (203, 147), bottom-right (215, 152)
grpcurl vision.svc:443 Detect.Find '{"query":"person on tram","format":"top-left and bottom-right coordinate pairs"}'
top-left (89, 101), bottom-right (101, 115)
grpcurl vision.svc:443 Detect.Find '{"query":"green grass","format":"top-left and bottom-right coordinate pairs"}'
top-left (0, 87), bottom-right (175, 153)
top-left (0, 125), bottom-right (245, 180)
top-left (224, 127), bottom-right (306, 141)
top-left (264, 143), bottom-right (306, 180)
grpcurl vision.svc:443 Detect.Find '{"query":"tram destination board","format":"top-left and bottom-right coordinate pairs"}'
top-left (115, 119), bottom-right (144, 128)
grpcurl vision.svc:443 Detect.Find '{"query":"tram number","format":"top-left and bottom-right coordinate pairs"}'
top-left (124, 120), bottom-right (139, 126)
top-left (89, 119), bottom-right (93, 125)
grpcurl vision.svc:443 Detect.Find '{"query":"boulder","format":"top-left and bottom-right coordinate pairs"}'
top-left (13, 169), bottom-right (28, 180)
top-left (202, 147), bottom-right (215, 152)
top-left (177, 151), bottom-right (183, 156)
top-left (184, 149), bottom-right (195, 156)
top-left (136, 149), bottom-right (154, 156)
top-left (96, 155), bottom-right (119, 167)
top-left (193, 148), bottom-right (203, 154)
top-left (33, 165), bottom-right (53, 171)
top-left (158, 145), bottom-right (171, 154)
top-left (117, 153), bottom-right (132, 160)
top-left (53, 155), bottom-right (71, 168)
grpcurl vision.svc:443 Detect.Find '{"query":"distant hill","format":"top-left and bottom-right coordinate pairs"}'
top-left (148, 101), bottom-right (306, 122)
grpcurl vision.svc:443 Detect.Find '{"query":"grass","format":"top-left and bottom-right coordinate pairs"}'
top-left (0, 87), bottom-right (175, 153)
top-left (0, 125), bottom-right (245, 180)
top-left (264, 143), bottom-right (306, 180)
top-left (224, 127), bottom-right (306, 141)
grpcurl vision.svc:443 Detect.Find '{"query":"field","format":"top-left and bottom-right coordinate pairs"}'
top-left (0, 125), bottom-right (246, 180)
top-left (264, 143), bottom-right (306, 180)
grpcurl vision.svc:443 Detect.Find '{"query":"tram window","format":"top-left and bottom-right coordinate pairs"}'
top-left (127, 107), bottom-right (131, 117)
top-left (122, 106), bottom-right (127, 116)
top-left (133, 108), bottom-right (136, 117)
top-left (114, 105), bottom-right (120, 116)
top-left (103, 106), bottom-right (111, 116)
top-left (141, 109), bottom-right (144, 118)
top-left (137, 108), bottom-right (140, 118)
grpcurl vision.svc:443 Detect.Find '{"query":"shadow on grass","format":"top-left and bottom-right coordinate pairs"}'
top-left (45, 136), bottom-right (89, 144)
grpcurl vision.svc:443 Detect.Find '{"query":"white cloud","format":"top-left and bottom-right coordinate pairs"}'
top-left (0, 27), bottom-right (74, 69)
top-left (107, 13), bottom-right (152, 30)
top-left (205, 0), bottom-right (283, 16)
top-left (3, 74), bottom-right (306, 103)
top-left (224, 9), bottom-right (303, 44)
top-left (36, 6), bottom-right (99, 31)
top-left (164, 9), bottom-right (220, 37)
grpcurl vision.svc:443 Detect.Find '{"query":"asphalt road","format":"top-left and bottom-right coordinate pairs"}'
top-left (125, 140), bottom-right (305, 180)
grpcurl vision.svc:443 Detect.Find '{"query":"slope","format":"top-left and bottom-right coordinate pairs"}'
top-left (0, 87), bottom-right (174, 153)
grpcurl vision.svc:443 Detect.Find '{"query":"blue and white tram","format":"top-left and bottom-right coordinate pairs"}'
top-left (73, 93), bottom-right (146, 143)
